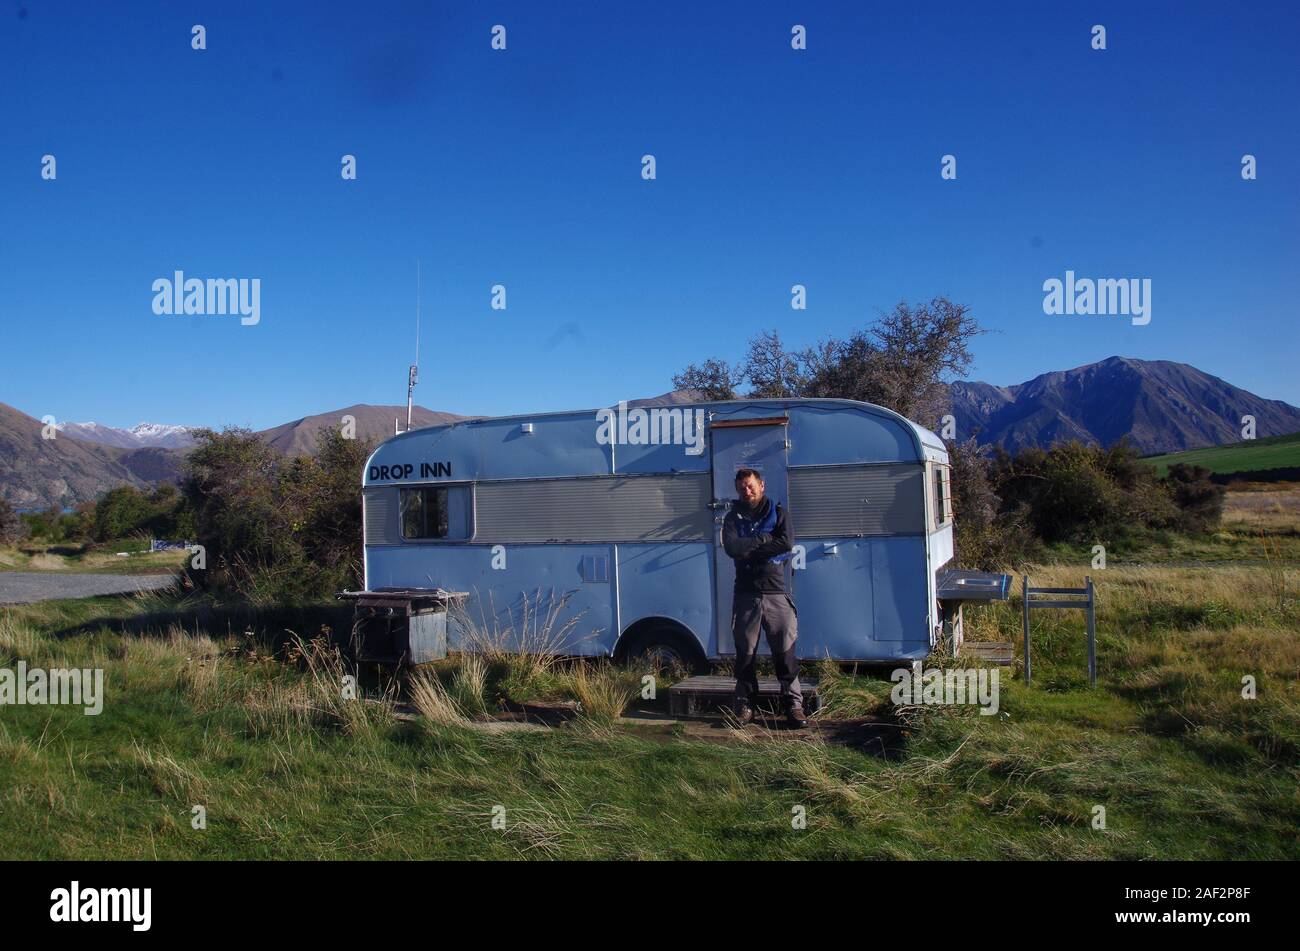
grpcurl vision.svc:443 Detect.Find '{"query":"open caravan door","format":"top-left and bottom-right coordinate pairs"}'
top-left (709, 414), bottom-right (790, 657)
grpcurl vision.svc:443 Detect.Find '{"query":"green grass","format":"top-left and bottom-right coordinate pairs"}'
top-left (2, 489), bottom-right (1295, 860)
top-left (1145, 430), bottom-right (1300, 477)
top-left (1, 548), bottom-right (1296, 858)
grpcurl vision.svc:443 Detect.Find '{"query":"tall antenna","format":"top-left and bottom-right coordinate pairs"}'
top-left (405, 260), bottom-right (420, 433)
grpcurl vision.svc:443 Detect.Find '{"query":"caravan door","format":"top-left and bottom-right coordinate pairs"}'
top-left (709, 416), bottom-right (791, 656)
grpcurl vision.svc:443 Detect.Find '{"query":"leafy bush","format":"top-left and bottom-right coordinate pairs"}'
top-left (946, 437), bottom-right (1036, 569)
top-left (180, 426), bottom-right (372, 601)
top-left (1161, 463), bottom-right (1226, 533)
top-left (17, 503), bottom-right (91, 544)
top-left (989, 439), bottom-right (1214, 546)
top-left (88, 484), bottom-right (193, 544)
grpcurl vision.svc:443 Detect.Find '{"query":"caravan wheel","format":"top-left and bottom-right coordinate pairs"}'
top-left (620, 624), bottom-right (708, 677)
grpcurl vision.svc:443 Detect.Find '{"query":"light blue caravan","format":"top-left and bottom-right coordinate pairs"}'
top-left (357, 398), bottom-right (1008, 668)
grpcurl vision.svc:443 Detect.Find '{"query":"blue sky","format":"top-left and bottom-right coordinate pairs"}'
top-left (2, 0), bottom-right (1297, 431)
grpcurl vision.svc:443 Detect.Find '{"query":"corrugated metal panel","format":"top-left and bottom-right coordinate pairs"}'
top-left (474, 473), bottom-right (711, 542)
top-left (789, 464), bottom-right (924, 536)
top-left (363, 488), bottom-right (401, 545)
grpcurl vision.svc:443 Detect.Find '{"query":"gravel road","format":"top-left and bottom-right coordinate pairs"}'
top-left (0, 572), bottom-right (177, 605)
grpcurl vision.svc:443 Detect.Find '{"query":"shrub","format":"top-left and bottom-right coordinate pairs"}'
top-left (0, 498), bottom-right (28, 545)
top-left (991, 439), bottom-right (1179, 545)
top-left (85, 483), bottom-right (191, 544)
top-left (1161, 463), bottom-right (1226, 533)
top-left (19, 506), bottom-right (51, 541)
top-left (947, 437), bottom-right (1035, 569)
top-left (179, 426), bottom-right (373, 600)
top-left (92, 486), bottom-right (152, 541)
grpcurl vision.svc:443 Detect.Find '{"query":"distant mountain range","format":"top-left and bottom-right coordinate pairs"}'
top-left (3, 357), bottom-right (1298, 509)
top-left (56, 421), bottom-right (196, 450)
top-left (0, 403), bottom-right (480, 509)
top-left (947, 356), bottom-right (1300, 456)
top-left (0, 403), bottom-right (163, 510)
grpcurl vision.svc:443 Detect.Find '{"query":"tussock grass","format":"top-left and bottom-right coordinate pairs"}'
top-left (0, 613), bottom-right (40, 663)
top-left (453, 588), bottom-right (582, 668)
top-left (1, 491), bottom-right (1298, 860)
top-left (560, 661), bottom-right (641, 722)
top-left (409, 669), bottom-right (472, 727)
top-left (130, 739), bottom-right (209, 804)
top-left (448, 652), bottom-right (491, 718)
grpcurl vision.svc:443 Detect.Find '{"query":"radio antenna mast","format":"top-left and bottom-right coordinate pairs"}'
top-left (404, 261), bottom-right (420, 433)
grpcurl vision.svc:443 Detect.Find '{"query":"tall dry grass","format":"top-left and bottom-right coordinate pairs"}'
top-left (562, 661), bottom-right (641, 722)
top-left (450, 587), bottom-right (599, 701)
top-left (448, 652), bottom-right (490, 718)
top-left (0, 613), bottom-right (40, 662)
top-left (409, 668), bottom-right (472, 727)
top-left (165, 627), bottom-right (397, 741)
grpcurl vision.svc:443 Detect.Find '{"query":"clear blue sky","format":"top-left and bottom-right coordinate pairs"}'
top-left (2, 0), bottom-right (1297, 431)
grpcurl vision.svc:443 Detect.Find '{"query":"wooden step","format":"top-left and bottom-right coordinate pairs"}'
top-left (959, 642), bottom-right (1015, 665)
top-left (668, 676), bottom-right (820, 718)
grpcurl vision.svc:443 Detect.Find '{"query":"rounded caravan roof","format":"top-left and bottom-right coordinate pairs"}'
top-left (362, 397), bottom-right (948, 487)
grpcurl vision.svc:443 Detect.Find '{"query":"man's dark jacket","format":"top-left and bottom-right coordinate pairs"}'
top-left (722, 495), bottom-right (794, 594)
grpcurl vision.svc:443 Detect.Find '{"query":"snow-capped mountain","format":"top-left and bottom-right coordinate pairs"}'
top-left (57, 421), bottom-right (196, 449)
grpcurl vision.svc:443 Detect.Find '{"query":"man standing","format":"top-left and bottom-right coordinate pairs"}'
top-left (722, 467), bottom-right (807, 728)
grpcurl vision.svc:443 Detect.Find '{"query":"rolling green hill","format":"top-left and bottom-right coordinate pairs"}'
top-left (1145, 430), bottom-right (1300, 477)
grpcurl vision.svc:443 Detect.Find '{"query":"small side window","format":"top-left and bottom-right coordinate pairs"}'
top-left (401, 487), bottom-right (450, 539)
top-left (932, 465), bottom-right (953, 527)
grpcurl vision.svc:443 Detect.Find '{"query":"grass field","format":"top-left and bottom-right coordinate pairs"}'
top-left (1145, 430), bottom-right (1300, 477)
top-left (0, 540), bottom-right (187, 575)
top-left (0, 491), bottom-right (1296, 860)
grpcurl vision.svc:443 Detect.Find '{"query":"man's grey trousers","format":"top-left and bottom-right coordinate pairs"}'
top-left (732, 591), bottom-right (804, 709)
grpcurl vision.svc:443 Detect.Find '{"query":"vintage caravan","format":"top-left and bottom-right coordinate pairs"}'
top-left (354, 398), bottom-right (1008, 668)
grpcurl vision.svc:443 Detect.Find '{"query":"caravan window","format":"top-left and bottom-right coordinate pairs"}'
top-left (932, 465), bottom-right (953, 527)
top-left (401, 487), bottom-right (451, 539)
top-left (399, 484), bottom-right (473, 540)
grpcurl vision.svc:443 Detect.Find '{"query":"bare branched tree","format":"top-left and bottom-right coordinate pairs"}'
top-left (742, 330), bottom-right (805, 398)
top-left (866, 298), bottom-right (981, 421)
top-left (672, 296), bottom-right (983, 422)
top-left (671, 358), bottom-right (743, 401)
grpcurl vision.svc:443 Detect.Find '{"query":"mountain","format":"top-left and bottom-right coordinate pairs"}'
top-left (57, 421), bottom-right (195, 449)
top-left (0, 402), bottom-right (157, 509)
top-left (948, 356), bottom-right (1300, 456)
top-left (5, 360), bottom-right (1298, 507)
top-left (0, 403), bottom-right (477, 508)
top-left (103, 445), bottom-right (187, 485)
top-left (626, 389), bottom-right (707, 407)
top-left (258, 404), bottom-right (479, 456)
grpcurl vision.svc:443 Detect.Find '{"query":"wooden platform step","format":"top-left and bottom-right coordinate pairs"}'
top-left (959, 642), bottom-right (1015, 665)
top-left (668, 676), bottom-right (821, 718)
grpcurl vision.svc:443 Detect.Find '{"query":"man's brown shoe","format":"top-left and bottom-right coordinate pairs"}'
top-left (785, 705), bottom-right (808, 728)
top-left (734, 703), bottom-right (754, 725)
